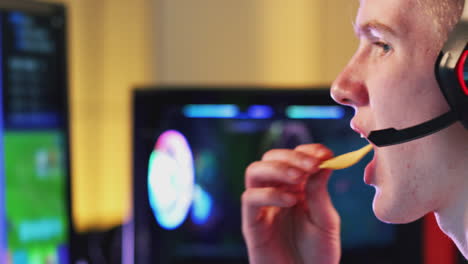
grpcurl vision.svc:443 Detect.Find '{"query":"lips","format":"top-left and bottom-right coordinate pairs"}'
top-left (351, 119), bottom-right (377, 184)
top-left (351, 120), bottom-right (369, 140)
top-left (350, 119), bottom-right (376, 146)
top-left (364, 155), bottom-right (376, 185)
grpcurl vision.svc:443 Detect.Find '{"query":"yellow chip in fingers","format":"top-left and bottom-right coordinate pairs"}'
top-left (319, 144), bottom-right (373, 170)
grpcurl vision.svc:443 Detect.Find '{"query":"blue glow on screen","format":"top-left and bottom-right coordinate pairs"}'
top-left (183, 104), bottom-right (274, 119)
top-left (12, 251), bottom-right (28, 263)
top-left (183, 104), bottom-right (345, 120)
top-left (9, 12), bottom-right (30, 52)
top-left (18, 218), bottom-right (63, 242)
top-left (9, 12), bottom-right (29, 25)
top-left (286, 105), bottom-right (345, 119)
top-left (9, 113), bottom-right (60, 127)
top-left (191, 185), bottom-right (213, 225)
top-left (183, 104), bottom-right (239, 119)
top-left (247, 105), bottom-right (274, 119)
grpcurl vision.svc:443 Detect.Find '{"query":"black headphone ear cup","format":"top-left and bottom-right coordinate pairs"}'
top-left (434, 0), bottom-right (468, 128)
top-left (436, 0), bottom-right (468, 128)
top-left (435, 40), bottom-right (468, 129)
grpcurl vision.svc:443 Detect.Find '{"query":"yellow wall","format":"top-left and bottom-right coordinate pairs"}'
top-left (320, 0), bottom-right (360, 82)
top-left (258, 0), bottom-right (323, 85)
top-left (159, 0), bottom-right (358, 85)
top-left (39, 0), bottom-right (158, 231)
top-left (38, 0), bottom-right (358, 232)
top-left (158, 0), bottom-right (258, 84)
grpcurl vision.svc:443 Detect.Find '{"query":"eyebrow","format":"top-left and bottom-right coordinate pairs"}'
top-left (354, 20), bottom-right (398, 38)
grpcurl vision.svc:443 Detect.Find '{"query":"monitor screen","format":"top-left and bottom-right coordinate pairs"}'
top-left (130, 88), bottom-right (422, 264)
top-left (0, 1), bottom-right (71, 263)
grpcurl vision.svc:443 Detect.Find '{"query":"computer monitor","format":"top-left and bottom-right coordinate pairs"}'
top-left (0, 1), bottom-right (72, 263)
top-left (130, 87), bottom-right (423, 264)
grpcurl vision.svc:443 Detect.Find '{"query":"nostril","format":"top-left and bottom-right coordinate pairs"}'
top-left (330, 87), bottom-right (350, 106)
top-left (341, 98), bottom-right (351, 105)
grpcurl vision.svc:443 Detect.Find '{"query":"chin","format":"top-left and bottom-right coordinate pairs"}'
top-left (371, 188), bottom-right (423, 224)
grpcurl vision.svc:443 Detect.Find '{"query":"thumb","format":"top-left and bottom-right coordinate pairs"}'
top-left (304, 169), bottom-right (340, 231)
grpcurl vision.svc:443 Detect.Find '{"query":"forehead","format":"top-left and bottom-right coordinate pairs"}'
top-left (356, 0), bottom-right (419, 35)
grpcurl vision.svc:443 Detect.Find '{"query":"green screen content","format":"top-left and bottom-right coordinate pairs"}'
top-left (4, 131), bottom-right (68, 263)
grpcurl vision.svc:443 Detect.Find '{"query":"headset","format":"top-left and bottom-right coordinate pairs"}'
top-left (368, 1), bottom-right (468, 147)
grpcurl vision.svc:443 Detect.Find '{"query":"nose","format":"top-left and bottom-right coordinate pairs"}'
top-left (330, 57), bottom-right (369, 108)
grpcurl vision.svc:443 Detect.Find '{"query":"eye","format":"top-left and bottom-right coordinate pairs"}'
top-left (373, 41), bottom-right (392, 54)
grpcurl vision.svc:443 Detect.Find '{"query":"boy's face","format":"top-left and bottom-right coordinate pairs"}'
top-left (331, 0), bottom-right (458, 223)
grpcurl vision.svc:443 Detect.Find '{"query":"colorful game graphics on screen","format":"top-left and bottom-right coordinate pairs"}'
top-left (148, 130), bottom-right (215, 230)
top-left (148, 130), bottom-right (195, 230)
top-left (3, 131), bottom-right (69, 264)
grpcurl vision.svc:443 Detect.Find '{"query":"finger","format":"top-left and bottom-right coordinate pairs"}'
top-left (241, 187), bottom-right (297, 225)
top-left (262, 149), bottom-right (319, 172)
top-left (245, 160), bottom-right (306, 188)
top-left (294, 144), bottom-right (334, 161)
top-left (304, 169), bottom-right (340, 230)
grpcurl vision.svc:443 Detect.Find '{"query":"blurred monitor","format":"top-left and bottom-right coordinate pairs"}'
top-left (129, 87), bottom-right (423, 264)
top-left (0, 1), bottom-right (72, 263)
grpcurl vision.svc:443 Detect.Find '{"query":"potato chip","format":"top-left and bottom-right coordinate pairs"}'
top-left (319, 144), bottom-right (373, 170)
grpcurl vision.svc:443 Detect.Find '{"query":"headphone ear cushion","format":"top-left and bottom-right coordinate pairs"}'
top-left (455, 50), bottom-right (468, 96)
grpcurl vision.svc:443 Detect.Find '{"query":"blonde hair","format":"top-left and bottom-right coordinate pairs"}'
top-left (417, 0), bottom-right (465, 46)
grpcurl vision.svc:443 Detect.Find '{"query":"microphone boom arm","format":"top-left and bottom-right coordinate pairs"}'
top-left (367, 111), bottom-right (458, 147)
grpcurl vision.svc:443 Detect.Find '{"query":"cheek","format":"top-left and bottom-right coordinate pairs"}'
top-left (396, 49), bottom-right (449, 115)
top-left (367, 65), bottom-right (413, 124)
top-left (368, 64), bottom-right (448, 130)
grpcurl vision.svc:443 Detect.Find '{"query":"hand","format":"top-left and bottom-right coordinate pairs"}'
top-left (242, 144), bottom-right (341, 264)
